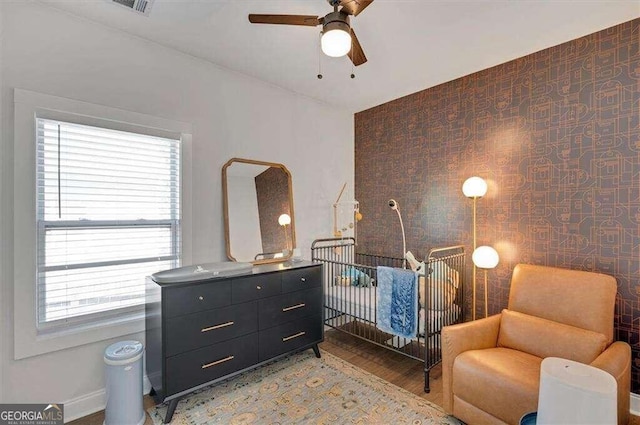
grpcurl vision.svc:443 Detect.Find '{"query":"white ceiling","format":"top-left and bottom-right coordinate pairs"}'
top-left (40, 0), bottom-right (640, 112)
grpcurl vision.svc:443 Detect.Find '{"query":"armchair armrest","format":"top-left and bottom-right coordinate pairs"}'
top-left (590, 341), bottom-right (631, 425)
top-left (441, 314), bottom-right (502, 413)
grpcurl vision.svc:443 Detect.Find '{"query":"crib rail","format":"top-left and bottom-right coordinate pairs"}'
top-left (311, 237), bottom-right (465, 392)
top-left (424, 244), bottom-right (466, 369)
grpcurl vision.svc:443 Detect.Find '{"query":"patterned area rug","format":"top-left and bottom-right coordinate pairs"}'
top-left (148, 350), bottom-right (461, 424)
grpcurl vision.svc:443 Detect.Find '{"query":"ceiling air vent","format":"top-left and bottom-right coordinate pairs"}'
top-left (110, 0), bottom-right (154, 16)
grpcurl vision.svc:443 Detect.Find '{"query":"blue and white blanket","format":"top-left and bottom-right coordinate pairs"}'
top-left (376, 266), bottom-right (419, 339)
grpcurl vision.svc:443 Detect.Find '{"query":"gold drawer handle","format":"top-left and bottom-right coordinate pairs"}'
top-left (202, 355), bottom-right (234, 369)
top-left (282, 331), bottom-right (306, 342)
top-left (282, 303), bottom-right (305, 312)
top-left (201, 321), bottom-right (234, 333)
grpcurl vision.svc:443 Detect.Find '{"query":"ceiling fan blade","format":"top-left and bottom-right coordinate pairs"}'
top-left (248, 14), bottom-right (321, 27)
top-left (347, 28), bottom-right (367, 66)
top-left (339, 0), bottom-right (373, 16)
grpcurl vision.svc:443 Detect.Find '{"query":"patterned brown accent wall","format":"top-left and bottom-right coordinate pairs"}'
top-left (355, 19), bottom-right (640, 390)
top-left (256, 166), bottom-right (291, 254)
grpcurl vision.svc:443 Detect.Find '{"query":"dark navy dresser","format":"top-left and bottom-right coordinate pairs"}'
top-left (145, 261), bottom-right (323, 423)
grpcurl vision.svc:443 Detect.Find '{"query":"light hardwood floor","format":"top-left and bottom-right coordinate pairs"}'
top-left (70, 328), bottom-right (638, 425)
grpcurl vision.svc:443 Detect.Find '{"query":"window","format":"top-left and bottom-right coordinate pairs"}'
top-left (14, 89), bottom-right (191, 359)
top-left (36, 118), bottom-right (180, 329)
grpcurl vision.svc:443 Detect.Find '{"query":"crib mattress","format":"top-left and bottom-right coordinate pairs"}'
top-left (325, 284), bottom-right (460, 336)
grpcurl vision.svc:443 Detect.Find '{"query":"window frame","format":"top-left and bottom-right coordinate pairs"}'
top-left (14, 89), bottom-right (193, 359)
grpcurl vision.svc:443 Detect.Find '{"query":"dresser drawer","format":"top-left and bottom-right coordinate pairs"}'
top-left (166, 301), bottom-right (258, 357)
top-left (281, 266), bottom-right (322, 293)
top-left (166, 333), bottom-right (258, 396)
top-left (258, 287), bottom-right (322, 330)
top-left (232, 273), bottom-right (281, 304)
top-left (259, 315), bottom-right (322, 361)
top-left (164, 281), bottom-right (231, 318)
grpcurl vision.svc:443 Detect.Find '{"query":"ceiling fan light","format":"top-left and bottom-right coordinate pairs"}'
top-left (321, 26), bottom-right (352, 57)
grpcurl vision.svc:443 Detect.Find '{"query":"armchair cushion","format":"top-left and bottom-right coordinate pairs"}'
top-left (452, 347), bottom-right (542, 425)
top-left (498, 309), bottom-right (608, 364)
top-left (508, 264), bottom-right (617, 343)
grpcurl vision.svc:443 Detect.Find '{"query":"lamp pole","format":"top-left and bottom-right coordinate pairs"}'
top-left (483, 269), bottom-right (488, 318)
top-left (472, 197), bottom-right (477, 320)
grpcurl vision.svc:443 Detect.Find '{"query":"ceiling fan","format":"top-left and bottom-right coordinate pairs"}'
top-left (248, 0), bottom-right (373, 67)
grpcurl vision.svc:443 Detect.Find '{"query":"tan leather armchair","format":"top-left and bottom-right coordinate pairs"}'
top-left (442, 264), bottom-right (631, 425)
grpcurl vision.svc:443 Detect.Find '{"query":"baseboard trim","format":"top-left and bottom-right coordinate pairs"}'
top-left (63, 376), bottom-right (152, 423)
top-left (63, 388), bottom-right (105, 423)
top-left (631, 392), bottom-right (640, 416)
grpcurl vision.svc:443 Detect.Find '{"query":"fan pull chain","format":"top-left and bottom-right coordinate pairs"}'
top-left (350, 23), bottom-right (355, 79)
top-left (317, 31), bottom-right (323, 79)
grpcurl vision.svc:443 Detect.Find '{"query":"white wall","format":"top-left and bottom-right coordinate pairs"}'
top-left (0, 1), bottom-right (352, 418)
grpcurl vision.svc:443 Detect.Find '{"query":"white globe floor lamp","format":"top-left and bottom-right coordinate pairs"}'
top-left (462, 176), bottom-right (487, 320)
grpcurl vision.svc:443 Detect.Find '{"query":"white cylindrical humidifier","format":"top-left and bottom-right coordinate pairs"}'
top-left (537, 357), bottom-right (617, 425)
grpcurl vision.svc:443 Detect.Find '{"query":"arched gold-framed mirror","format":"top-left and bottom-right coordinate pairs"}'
top-left (222, 158), bottom-right (296, 264)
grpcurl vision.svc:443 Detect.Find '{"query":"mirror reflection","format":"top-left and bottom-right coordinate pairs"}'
top-left (223, 158), bottom-right (295, 264)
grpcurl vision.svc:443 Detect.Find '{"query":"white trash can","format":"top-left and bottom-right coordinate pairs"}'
top-left (104, 340), bottom-right (145, 425)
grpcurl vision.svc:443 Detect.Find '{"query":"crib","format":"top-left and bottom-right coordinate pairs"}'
top-left (311, 237), bottom-right (465, 392)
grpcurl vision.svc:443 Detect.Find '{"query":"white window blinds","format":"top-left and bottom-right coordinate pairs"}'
top-left (36, 118), bottom-right (180, 328)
